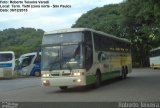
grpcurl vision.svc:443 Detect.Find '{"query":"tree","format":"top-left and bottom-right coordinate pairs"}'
top-left (0, 27), bottom-right (44, 58)
top-left (72, 4), bottom-right (125, 37)
top-left (122, 0), bottom-right (160, 66)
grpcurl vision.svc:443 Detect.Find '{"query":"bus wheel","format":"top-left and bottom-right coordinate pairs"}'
top-left (121, 67), bottom-right (126, 79)
top-left (125, 66), bottom-right (128, 74)
top-left (35, 70), bottom-right (41, 77)
top-left (59, 86), bottom-right (68, 90)
top-left (95, 71), bottom-right (101, 88)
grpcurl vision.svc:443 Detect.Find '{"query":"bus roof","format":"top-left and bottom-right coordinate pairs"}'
top-left (150, 47), bottom-right (160, 52)
top-left (20, 52), bottom-right (37, 57)
top-left (0, 51), bottom-right (14, 54)
top-left (20, 52), bottom-right (41, 58)
top-left (44, 28), bottom-right (131, 43)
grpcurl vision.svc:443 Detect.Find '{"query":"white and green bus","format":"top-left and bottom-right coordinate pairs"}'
top-left (41, 28), bottom-right (132, 90)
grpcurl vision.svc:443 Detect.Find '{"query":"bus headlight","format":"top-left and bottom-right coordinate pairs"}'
top-left (77, 79), bottom-right (81, 82)
top-left (42, 73), bottom-right (50, 77)
top-left (73, 72), bottom-right (81, 76)
top-left (42, 80), bottom-right (50, 86)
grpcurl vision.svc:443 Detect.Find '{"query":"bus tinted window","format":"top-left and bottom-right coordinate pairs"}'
top-left (0, 53), bottom-right (13, 62)
top-left (84, 31), bottom-right (93, 70)
top-left (21, 55), bottom-right (34, 67)
top-left (150, 49), bottom-right (160, 57)
top-left (93, 32), bottom-right (130, 52)
top-left (93, 33), bottom-right (103, 51)
top-left (34, 55), bottom-right (41, 64)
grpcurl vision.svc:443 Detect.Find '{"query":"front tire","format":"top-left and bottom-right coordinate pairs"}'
top-left (121, 67), bottom-right (126, 79)
top-left (34, 70), bottom-right (41, 77)
top-left (125, 66), bottom-right (128, 74)
top-left (95, 71), bottom-right (101, 88)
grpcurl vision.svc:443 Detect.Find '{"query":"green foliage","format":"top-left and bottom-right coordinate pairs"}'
top-left (0, 28), bottom-right (44, 58)
top-left (122, 0), bottom-right (160, 67)
top-left (72, 0), bottom-right (160, 67)
top-left (72, 4), bottom-right (125, 37)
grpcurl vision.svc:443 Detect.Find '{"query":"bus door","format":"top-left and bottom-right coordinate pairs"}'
top-left (98, 51), bottom-right (110, 73)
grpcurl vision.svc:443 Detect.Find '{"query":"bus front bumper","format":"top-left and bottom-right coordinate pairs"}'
top-left (41, 76), bottom-right (86, 87)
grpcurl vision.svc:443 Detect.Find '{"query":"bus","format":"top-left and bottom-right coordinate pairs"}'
top-left (17, 52), bottom-right (41, 76)
top-left (149, 47), bottom-right (160, 69)
top-left (41, 28), bottom-right (132, 90)
top-left (0, 51), bottom-right (15, 78)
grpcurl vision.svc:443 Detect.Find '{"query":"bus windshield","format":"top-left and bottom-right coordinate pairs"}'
top-left (42, 44), bottom-right (83, 70)
top-left (150, 49), bottom-right (160, 57)
top-left (0, 53), bottom-right (13, 62)
top-left (42, 32), bottom-right (83, 71)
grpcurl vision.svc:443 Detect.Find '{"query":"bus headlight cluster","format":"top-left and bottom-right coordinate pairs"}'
top-left (42, 73), bottom-right (50, 77)
top-left (73, 72), bottom-right (81, 76)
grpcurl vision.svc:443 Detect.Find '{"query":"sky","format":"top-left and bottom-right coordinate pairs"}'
top-left (0, 0), bottom-right (123, 32)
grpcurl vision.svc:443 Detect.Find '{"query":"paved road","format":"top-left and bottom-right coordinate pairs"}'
top-left (0, 68), bottom-right (160, 102)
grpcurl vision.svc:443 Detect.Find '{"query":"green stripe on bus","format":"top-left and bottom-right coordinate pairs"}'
top-left (86, 74), bottom-right (96, 85)
top-left (86, 70), bottom-right (120, 85)
top-left (101, 70), bottom-right (120, 81)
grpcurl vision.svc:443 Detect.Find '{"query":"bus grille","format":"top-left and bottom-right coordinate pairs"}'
top-left (51, 73), bottom-right (71, 76)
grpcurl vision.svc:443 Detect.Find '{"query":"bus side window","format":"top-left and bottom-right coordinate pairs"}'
top-left (84, 31), bottom-right (93, 71)
top-left (21, 55), bottom-right (34, 67)
top-left (21, 57), bottom-right (31, 67)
